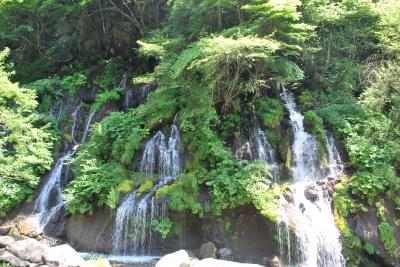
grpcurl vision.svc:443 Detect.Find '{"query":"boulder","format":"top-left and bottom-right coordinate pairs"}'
top-left (17, 219), bottom-right (43, 238)
top-left (156, 250), bottom-right (191, 267)
top-left (7, 238), bottom-right (48, 263)
top-left (0, 225), bottom-right (11, 235)
top-left (218, 248), bottom-right (233, 261)
top-left (267, 257), bottom-right (281, 267)
top-left (42, 244), bottom-right (85, 267)
top-left (304, 185), bottom-right (319, 202)
top-left (198, 242), bottom-right (217, 259)
top-left (194, 258), bottom-right (263, 267)
top-left (0, 235), bottom-right (15, 248)
top-left (0, 249), bottom-right (29, 267)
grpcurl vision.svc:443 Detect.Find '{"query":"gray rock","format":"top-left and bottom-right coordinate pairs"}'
top-left (267, 257), bottom-right (281, 267)
top-left (198, 242), bottom-right (217, 259)
top-left (0, 249), bottom-right (29, 267)
top-left (304, 185), bottom-right (319, 202)
top-left (194, 258), bottom-right (263, 267)
top-left (7, 238), bottom-right (48, 263)
top-left (0, 225), bottom-right (11, 235)
top-left (218, 248), bottom-right (233, 260)
top-left (42, 244), bottom-right (85, 267)
top-left (156, 250), bottom-right (190, 267)
top-left (0, 235), bottom-right (15, 248)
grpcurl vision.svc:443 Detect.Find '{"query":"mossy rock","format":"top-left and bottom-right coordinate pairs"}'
top-left (137, 180), bottom-right (154, 197)
top-left (117, 179), bottom-right (136, 194)
top-left (63, 134), bottom-right (73, 143)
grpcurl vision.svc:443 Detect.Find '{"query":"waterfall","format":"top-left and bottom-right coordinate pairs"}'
top-left (112, 123), bottom-right (181, 256)
top-left (80, 110), bottom-right (96, 144)
top-left (278, 89), bottom-right (346, 267)
top-left (34, 150), bottom-right (75, 227)
top-left (33, 107), bottom-right (95, 230)
top-left (235, 117), bottom-right (279, 180)
top-left (252, 125), bottom-right (279, 181)
top-left (118, 74), bottom-right (133, 112)
top-left (71, 103), bottom-right (81, 145)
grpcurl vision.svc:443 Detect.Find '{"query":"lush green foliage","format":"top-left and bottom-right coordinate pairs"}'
top-left (376, 200), bottom-right (399, 258)
top-left (255, 97), bottom-right (284, 129)
top-left (0, 48), bottom-right (55, 216)
top-left (2, 0), bottom-right (400, 263)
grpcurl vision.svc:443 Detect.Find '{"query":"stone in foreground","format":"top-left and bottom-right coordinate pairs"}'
top-left (42, 244), bottom-right (85, 267)
top-left (6, 238), bottom-right (47, 263)
top-left (0, 249), bottom-right (29, 267)
top-left (156, 250), bottom-right (190, 267)
top-left (198, 242), bottom-right (217, 259)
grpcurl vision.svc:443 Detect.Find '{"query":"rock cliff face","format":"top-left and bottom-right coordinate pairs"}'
top-left (348, 199), bottom-right (400, 266)
top-left (66, 205), bottom-right (277, 264)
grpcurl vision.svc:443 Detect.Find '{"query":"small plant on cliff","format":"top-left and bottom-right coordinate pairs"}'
top-left (152, 217), bottom-right (173, 239)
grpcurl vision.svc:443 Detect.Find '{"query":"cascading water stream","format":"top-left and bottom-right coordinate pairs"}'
top-left (252, 124), bottom-right (279, 181)
top-left (112, 123), bottom-right (181, 256)
top-left (278, 89), bottom-right (346, 267)
top-left (235, 117), bottom-right (279, 181)
top-left (33, 107), bottom-right (96, 229)
top-left (71, 103), bottom-right (81, 145)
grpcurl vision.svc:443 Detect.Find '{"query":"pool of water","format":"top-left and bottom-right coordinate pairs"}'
top-left (79, 252), bottom-right (160, 267)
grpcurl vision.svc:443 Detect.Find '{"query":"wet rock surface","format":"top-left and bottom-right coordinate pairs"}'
top-left (197, 242), bottom-right (217, 259)
top-left (304, 185), bottom-right (319, 202)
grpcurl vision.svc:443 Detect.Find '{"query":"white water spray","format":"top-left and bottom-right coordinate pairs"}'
top-left (34, 107), bottom-right (95, 230)
top-left (278, 89), bottom-right (346, 267)
top-left (112, 123), bottom-right (181, 256)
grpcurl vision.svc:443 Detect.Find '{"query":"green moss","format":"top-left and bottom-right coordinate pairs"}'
top-left (376, 200), bottom-right (399, 258)
top-left (137, 181), bottom-right (154, 197)
top-left (247, 183), bottom-right (280, 223)
top-left (117, 179), bottom-right (136, 194)
top-left (285, 147), bottom-right (291, 170)
top-left (64, 134), bottom-right (73, 143)
top-left (120, 129), bottom-right (149, 166)
top-left (156, 173), bottom-right (202, 215)
top-left (333, 181), bottom-right (363, 266)
top-left (364, 243), bottom-right (376, 255)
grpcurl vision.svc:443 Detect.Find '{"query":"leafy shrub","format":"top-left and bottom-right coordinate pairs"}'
top-left (93, 88), bottom-right (123, 112)
top-left (64, 160), bottom-right (128, 214)
top-left (255, 97), bottom-right (284, 129)
top-left (152, 217), bottom-right (173, 239)
top-left (364, 243), bottom-right (375, 255)
top-left (156, 173), bottom-right (202, 215)
top-left (94, 57), bottom-right (124, 90)
top-left (0, 49), bottom-right (55, 216)
top-left (303, 110), bottom-right (327, 144)
top-left (376, 200), bottom-right (399, 258)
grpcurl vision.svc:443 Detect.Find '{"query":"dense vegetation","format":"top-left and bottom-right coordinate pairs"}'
top-left (1, 0), bottom-right (400, 265)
